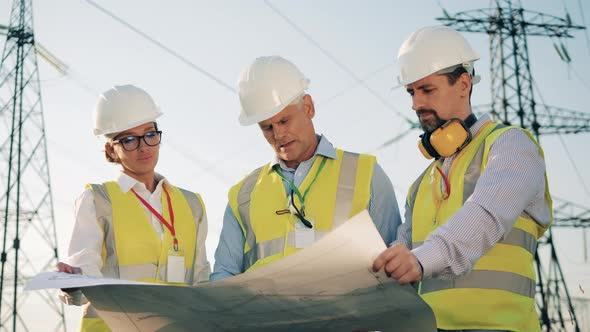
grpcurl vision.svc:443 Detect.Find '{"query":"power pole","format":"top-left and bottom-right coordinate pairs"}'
top-left (438, 1), bottom-right (588, 331)
top-left (0, 0), bottom-right (65, 331)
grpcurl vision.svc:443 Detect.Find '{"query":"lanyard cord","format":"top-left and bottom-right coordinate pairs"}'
top-left (435, 165), bottom-right (451, 198)
top-left (132, 184), bottom-right (178, 251)
top-left (273, 156), bottom-right (328, 213)
top-left (290, 190), bottom-right (313, 228)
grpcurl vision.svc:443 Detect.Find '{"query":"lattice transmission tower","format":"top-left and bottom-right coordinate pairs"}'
top-left (439, 1), bottom-right (588, 331)
top-left (0, 0), bottom-right (65, 331)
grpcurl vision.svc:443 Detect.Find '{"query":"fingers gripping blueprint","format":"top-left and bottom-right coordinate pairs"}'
top-left (33, 210), bottom-right (436, 331)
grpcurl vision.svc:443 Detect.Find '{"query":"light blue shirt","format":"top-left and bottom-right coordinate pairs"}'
top-left (211, 135), bottom-right (401, 281)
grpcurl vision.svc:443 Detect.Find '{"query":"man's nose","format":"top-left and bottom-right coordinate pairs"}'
top-left (412, 95), bottom-right (425, 111)
top-left (273, 125), bottom-right (285, 140)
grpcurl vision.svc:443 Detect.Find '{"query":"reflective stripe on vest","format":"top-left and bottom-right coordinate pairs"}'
top-left (82, 182), bottom-right (204, 332)
top-left (420, 270), bottom-right (535, 298)
top-left (233, 150), bottom-right (373, 271)
top-left (236, 166), bottom-right (263, 253)
top-left (412, 226), bottom-right (537, 258)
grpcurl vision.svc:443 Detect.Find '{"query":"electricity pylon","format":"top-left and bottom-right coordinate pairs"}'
top-left (0, 0), bottom-right (65, 331)
top-left (439, 1), bottom-right (588, 331)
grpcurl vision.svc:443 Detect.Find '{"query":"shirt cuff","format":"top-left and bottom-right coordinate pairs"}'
top-left (412, 241), bottom-right (447, 280)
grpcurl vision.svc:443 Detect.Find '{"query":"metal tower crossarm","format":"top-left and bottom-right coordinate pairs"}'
top-left (473, 104), bottom-right (590, 135)
top-left (552, 197), bottom-right (590, 228)
top-left (438, 7), bottom-right (585, 37)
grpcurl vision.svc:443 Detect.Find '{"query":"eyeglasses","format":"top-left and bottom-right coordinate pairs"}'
top-left (430, 163), bottom-right (450, 203)
top-left (111, 130), bottom-right (162, 151)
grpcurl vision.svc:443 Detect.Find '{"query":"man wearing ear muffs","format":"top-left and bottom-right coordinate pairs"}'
top-left (372, 26), bottom-right (552, 332)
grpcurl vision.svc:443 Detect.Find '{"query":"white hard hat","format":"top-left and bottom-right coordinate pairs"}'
top-left (237, 56), bottom-right (310, 126)
top-left (93, 84), bottom-right (163, 136)
top-left (397, 25), bottom-right (481, 86)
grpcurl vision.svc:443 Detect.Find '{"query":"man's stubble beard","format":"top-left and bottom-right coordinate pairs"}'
top-left (418, 110), bottom-right (446, 133)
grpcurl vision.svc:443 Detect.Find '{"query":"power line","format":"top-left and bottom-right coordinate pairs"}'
top-left (263, 0), bottom-right (415, 126)
top-left (316, 62), bottom-right (395, 106)
top-left (577, 0), bottom-right (590, 54)
top-left (84, 0), bottom-right (419, 162)
top-left (555, 133), bottom-right (590, 199)
top-left (531, 77), bottom-right (590, 200)
top-left (371, 126), bottom-right (416, 153)
top-left (84, 0), bottom-right (236, 94)
top-left (165, 138), bottom-right (234, 186)
top-left (571, 67), bottom-right (590, 93)
top-left (81, 1), bottom-right (248, 182)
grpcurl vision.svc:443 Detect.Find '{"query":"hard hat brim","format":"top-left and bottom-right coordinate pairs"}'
top-left (94, 111), bottom-right (163, 136)
top-left (238, 92), bottom-right (304, 126)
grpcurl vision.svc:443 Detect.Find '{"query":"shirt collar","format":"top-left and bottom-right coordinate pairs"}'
top-left (268, 134), bottom-right (338, 173)
top-left (470, 113), bottom-right (492, 137)
top-left (115, 171), bottom-right (167, 193)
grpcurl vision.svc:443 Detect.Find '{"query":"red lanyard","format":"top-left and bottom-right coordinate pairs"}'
top-left (434, 165), bottom-right (451, 199)
top-left (131, 184), bottom-right (178, 251)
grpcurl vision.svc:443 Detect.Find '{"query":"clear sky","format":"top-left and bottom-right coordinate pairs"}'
top-left (1, 0), bottom-right (589, 330)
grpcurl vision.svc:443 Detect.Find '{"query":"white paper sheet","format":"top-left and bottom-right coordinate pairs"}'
top-left (24, 271), bottom-right (158, 291)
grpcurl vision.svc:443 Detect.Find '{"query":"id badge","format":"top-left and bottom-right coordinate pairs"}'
top-left (294, 217), bottom-right (315, 248)
top-left (167, 249), bottom-right (185, 283)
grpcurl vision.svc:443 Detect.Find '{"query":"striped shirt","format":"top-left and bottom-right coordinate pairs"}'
top-left (396, 114), bottom-right (552, 280)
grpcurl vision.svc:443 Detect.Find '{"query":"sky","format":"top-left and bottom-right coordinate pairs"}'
top-left (1, 0), bottom-right (590, 330)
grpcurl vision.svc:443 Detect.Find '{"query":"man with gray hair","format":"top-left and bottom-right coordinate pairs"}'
top-left (211, 56), bottom-right (401, 280)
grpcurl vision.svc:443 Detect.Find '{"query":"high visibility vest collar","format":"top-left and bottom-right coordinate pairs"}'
top-left (229, 149), bottom-right (375, 271)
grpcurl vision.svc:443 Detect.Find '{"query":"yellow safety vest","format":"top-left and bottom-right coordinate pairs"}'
top-left (408, 122), bottom-right (551, 332)
top-left (229, 149), bottom-right (375, 271)
top-left (80, 181), bottom-right (205, 332)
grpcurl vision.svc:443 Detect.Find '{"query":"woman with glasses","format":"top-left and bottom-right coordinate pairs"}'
top-left (57, 85), bottom-right (210, 332)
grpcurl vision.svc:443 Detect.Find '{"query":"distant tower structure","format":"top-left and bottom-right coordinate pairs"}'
top-left (438, 0), bottom-right (588, 331)
top-left (0, 0), bottom-right (65, 331)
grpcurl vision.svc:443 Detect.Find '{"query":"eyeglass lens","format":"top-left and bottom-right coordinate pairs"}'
top-left (119, 131), bottom-right (161, 151)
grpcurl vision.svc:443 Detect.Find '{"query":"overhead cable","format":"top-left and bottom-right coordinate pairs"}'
top-left (577, 0), bottom-right (590, 54)
top-left (532, 77), bottom-right (590, 200)
top-left (263, 0), bottom-right (415, 126)
top-left (84, 0), bottom-right (236, 94)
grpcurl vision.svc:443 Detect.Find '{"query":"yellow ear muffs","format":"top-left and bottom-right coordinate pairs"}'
top-left (418, 133), bottom-right (439, 159)
top-left (418, 115), bottom-right (475, 159)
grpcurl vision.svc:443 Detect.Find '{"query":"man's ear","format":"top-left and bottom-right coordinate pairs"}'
top-left (458, 72), bottom-right (472, 98)
top-left (303, 94), bottom-right (315, 119)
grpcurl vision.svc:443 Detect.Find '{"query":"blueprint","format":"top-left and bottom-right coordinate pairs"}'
top-left (30, 210), bottom-right (436, 331)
